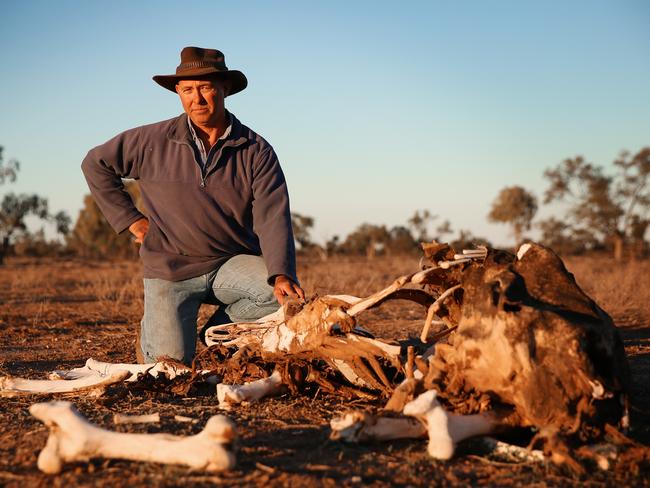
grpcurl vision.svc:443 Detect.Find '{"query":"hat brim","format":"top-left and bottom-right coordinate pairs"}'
top-left (152, 69), bottom-right (247, 97)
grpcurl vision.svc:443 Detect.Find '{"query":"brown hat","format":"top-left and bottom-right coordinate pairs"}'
top-left (153, 47), bottom-right (247, 96)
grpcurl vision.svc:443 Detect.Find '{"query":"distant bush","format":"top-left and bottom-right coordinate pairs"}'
top-left (67, 180), bottom-right (143, 259)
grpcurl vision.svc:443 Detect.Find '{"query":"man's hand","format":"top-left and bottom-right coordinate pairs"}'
top-left (128, 217), bottom-right (149, 244)
top-left (273, 275), bottom-right (305, 305)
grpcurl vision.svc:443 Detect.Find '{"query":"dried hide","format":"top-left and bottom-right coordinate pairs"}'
top-left (426, 243), bottom-right (630, 442)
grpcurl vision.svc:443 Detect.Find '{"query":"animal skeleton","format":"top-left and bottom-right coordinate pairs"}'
top-left (8, 241), bottom-right (630, 472)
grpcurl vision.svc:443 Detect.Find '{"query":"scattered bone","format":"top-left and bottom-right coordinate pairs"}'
top-left (174, 415), bottom-right (199, 424)
top-left (328, 412), bottom-right (545, 465)
top-left (403, 390), bottom-right (497, 460)
top-left (462, 247), bottom-right (488, 257)
top-left (113, 412), bottom-right (160, 425)
top-left (2, 357), bottom-right (219, 397)
top-left (30, 401), bottom-right (236, 473)
top-left (476, 436), bottom-right (545, 463)
top-left (437, 258), bottom-right (472, 269)
top-left (217, 370), bottom-right (283, 410)
top-left (0, 370), bottom-right (129, 397)
top-left (51, 358), bottom-right (201, 382)
top-left (330, 411), bottom-right (426, 442)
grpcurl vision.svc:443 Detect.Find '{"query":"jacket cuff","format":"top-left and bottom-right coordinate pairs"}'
top-left (115, 211), bottom-right (147, 235)
top-left (267, 272), bottom-right (299, 287)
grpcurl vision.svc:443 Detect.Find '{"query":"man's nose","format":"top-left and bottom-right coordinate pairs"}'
top-left (191, 89), bottom-right (205, 104)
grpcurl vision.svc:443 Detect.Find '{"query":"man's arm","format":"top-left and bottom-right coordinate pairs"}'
top-left (81, 129), bottom-right (145, 235)
top-left (251, 146), bottom-right (303, 300)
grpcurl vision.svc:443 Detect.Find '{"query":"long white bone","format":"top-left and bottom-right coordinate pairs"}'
top-left (329, 412), bottom-right (544, 464)
top-left (30, 401), bottom-right (236, 473)
top-left (1, 370), bottom-right (129, 397)
top-left (51, 358), bottom-right (199, 382)
top-left (403, 390), bottom-right (497, 460)
top-left (2, 358), bottom-right (216, 397)
top-left (113, 412), bottom-right (160, 425)
top-left (216, 370), bottom-right (283, 409)
top-left (330, 411), bottom-right (427, 442)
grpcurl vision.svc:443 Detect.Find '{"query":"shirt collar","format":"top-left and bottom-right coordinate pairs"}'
top-left (186, 112), bottom-right (233, 165)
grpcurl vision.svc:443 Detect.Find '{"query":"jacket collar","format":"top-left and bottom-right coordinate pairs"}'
top-left (167, 110), bottom-right (248, 147)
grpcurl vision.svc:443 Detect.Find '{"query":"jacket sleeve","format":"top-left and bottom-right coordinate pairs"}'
top-left (81, 128), bottom-right (146, 234)
top-left (251, 146), bottom-right (298, 285)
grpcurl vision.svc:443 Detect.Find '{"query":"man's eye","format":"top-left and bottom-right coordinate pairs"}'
top-left (200, 86), bottom-right (216, 93)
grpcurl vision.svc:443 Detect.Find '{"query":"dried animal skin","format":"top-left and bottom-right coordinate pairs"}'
top-left (429, 243), bottom-right (630, 440)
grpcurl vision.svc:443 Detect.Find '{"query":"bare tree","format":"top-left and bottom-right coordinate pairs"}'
top-left (67, 181), bottom-right (142, 259)
top-left (0, 146), bottom-right (19, 184)
top-left (0, 148), bottom-right (70, 264)
top-left (450, 229), bottom-right (492, 250)
top-left (340, 223), bottom-right (392, 258)
top-left (387, 225), bottom-right (417, 254)
top-left (407, 209), bottom-right (436, 242)
top-left (290, 213), bottom-right (315, 252)
top-left (488, 186), bottom-right (538, 246)
top-left (537, 217), bottom-right (599, 255)
top-left (435, 219), bottom-right (453, 242)
top-left (544, 147), bottom-right (650, 259)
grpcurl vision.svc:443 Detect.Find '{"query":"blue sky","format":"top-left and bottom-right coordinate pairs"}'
top-left (1, 0), bottom-right (648, 246)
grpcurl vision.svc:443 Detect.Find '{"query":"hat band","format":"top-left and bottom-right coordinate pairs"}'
top-left (176, 60), bottom-right (226, 73)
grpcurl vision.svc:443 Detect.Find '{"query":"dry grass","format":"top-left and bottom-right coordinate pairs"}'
top-left (564, 256), bottom-right (650, 326)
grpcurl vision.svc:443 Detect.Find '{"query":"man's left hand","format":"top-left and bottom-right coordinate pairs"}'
top-left (273, 275), bottom-right (305, 305)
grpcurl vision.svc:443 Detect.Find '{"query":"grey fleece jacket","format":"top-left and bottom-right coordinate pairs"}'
top-left (81, 112), bottom-right (297, 283)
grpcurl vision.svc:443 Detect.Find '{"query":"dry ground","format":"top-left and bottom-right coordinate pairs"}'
top-left (0, 254), bottom-right (649, 487)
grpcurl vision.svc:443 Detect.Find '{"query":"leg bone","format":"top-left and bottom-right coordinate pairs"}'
top-left (216, 370), bottom-right (283, 409)
top-left (403, 390), bottom-right (497, 460)
top-left (30, 401), bottom-right (236, 473)
top-left (330, 411), bottom-right (426, 442)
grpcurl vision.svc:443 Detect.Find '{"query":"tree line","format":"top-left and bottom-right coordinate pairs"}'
top-left (1, 145), bottom-right (648, 264)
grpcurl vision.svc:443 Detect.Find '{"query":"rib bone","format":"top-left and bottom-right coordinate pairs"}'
top-left (30, 401), bottom-right (236, 473)
top-left (403, 390), bottom-right (497, 460)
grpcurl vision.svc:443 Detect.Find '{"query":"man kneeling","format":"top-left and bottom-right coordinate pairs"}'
top-left (82, 47), bottom-right (304, 364)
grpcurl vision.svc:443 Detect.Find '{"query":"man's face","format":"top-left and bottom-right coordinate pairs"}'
top-left (175, 79), bottom-right (225, 127)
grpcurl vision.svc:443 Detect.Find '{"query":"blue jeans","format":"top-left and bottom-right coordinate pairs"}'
top-left (139, 254), bottom-right (279, 364)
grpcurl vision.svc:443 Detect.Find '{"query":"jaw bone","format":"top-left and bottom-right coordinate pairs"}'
top-left (30, 401), bottom-right (236, 473)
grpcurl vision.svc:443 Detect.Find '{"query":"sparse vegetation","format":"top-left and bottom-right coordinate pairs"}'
top-left (0, 146), bottom-right (70, 264)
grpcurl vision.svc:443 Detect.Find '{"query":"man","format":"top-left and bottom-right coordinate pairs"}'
top-left (82, 47), bottom-right (304, 365)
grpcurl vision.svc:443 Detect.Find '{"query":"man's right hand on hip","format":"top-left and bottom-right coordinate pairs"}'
top-left (129, 218), bottom-right (149, 244)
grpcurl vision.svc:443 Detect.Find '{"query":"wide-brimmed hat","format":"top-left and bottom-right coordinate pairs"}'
top-left (153, 47), bottom-right (247, 96)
